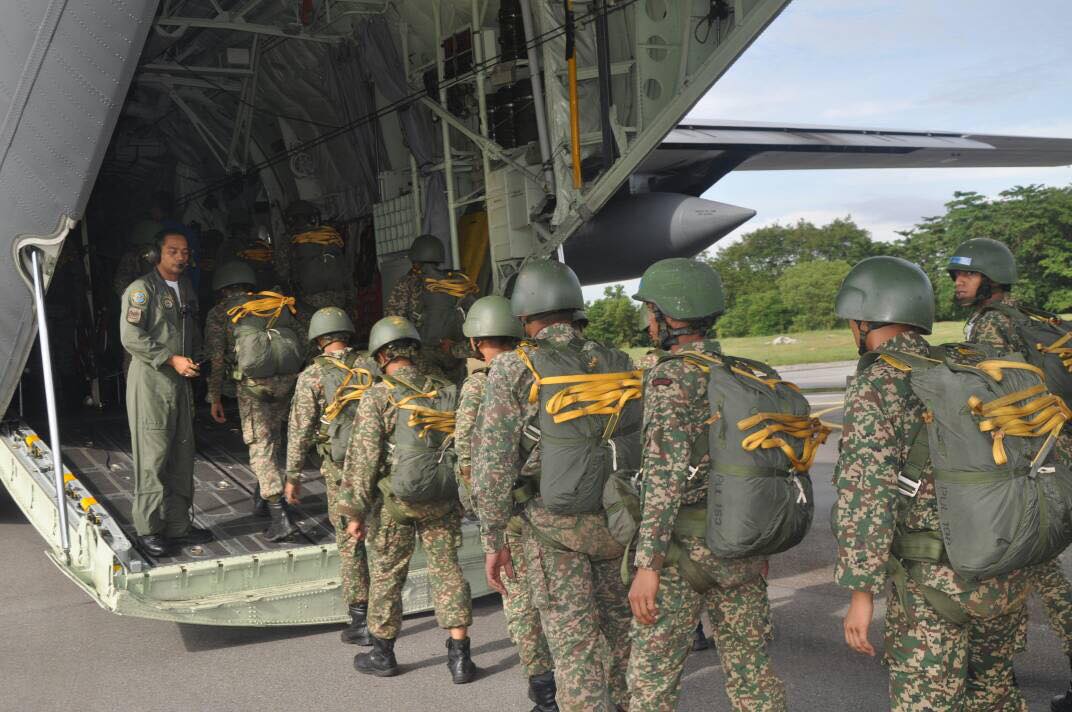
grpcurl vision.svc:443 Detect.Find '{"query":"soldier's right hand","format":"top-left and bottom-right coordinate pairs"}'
top-left (169, 355), bottom-right (200, 379)
top-left (210, 400), bottom-right (226, 423)
top-left (346, 519), bottom-right (365, 542)
top-left (843, 590), bottom-right (876, 657)
top-left (485, 546), bottom-right (515, 596)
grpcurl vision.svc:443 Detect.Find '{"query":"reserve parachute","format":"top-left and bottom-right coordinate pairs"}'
top-left (382, 373), bottom-right (459, 504)
top-left (880, 342), bottom-right (1072, 581)
top-left (226, 292), bottom-right (305, 380)
top-left (291, 226), bottom-right (348, 295)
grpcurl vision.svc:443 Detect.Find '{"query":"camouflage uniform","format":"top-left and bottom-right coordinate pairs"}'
top-left (275, 232), bottom-right (351, 313)
top-left (473, 322), bottom-right (632, 711)
top-left (338, 361), bottom-right (472, 640)
top-left (457, 368), bottom-right (554, 679)
top-left (385, 267), bottom-right (476, 381)
top-left (627, 340), bottom-right (785, 712)
top-left (285, 346), bottom-right (375, 606)
top-left (113, 250), bottom-right (153, 297)
top-left (965, 293), bottom-right (1072, 657)
top-left (205, 298), bottom-right (298, 499)
top-left (832, 330), bottom-right (1028, 711)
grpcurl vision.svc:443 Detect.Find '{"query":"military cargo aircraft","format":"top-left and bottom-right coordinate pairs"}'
top-left (1, 0), bottom-right (1071, 627)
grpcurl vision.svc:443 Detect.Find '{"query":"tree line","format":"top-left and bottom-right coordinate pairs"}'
top-left (583, 184), bottom-right (1072, 347)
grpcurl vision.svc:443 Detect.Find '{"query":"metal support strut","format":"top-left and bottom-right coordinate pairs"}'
top-left (29, 248), bottom-right (71, 559)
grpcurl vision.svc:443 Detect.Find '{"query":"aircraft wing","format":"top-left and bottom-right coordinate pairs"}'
top-left (639, 120), bottom-right (1072, 195)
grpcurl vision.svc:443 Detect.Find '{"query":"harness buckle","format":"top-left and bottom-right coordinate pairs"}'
top-left (897, 473), bottom-right (922, 498)
top-left (686, 464), bottom-right (703, 481)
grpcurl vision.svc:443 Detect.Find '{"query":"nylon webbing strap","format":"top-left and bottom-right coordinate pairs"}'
top-left (886, 555), bottom-right (968, 626)
top-left (424, 271), bottom-right (479, 298)
top-left (898, 422), bottom-right (929, 497)
top-left (377, 478), bottom-right (416, 525)
top-left (738, 411), bottom-right (831, 473)
top-left (237, 243), bottom-right (272, 262)
top-left (323, 364), bottom-right (375, 422)
top-left (891, 529), bottom-right (946, 564)
top-left (226, 291), bottom-right (297, 327)
top-left (292, 227), bottom-right (344, 247)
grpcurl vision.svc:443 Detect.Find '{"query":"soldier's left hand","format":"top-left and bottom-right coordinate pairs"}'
top-left (346, 519), bottom-right (365, 542)
top-left (629, 568), bottom-right (660, 625)
top-left (284, 481), bottom-right (301, 505)
top-left (485, 547), bottom-right (515, 595)
top-left (843, 590), bottom-right (875, 657)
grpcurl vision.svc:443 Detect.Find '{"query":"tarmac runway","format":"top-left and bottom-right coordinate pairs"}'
top-left (2, 362), bottom-right (1069, 711)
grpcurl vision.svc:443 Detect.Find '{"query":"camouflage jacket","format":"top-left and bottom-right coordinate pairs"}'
top-left (832, 330), bottom-right (1022, 602)
top-left (385, 266), bottom-right (476, 360)
top-left (203, 293), bottom-right (298, 403)
top-left (636, 340), bottom-right (765, 585)
top-left (472, 322), bottom-right (630, 558)
top-left (285, 346), bottom-right (377, 481)
top-left (455, 368), bottom-right (489, 492)
top-left (337, 363), bottom-right (456, 522)
top-left (964, 294), bottom-right (1029, 354)
top-left (634, 348), bottom-right (667, 371)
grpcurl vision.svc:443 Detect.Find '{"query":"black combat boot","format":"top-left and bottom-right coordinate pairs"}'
top-left (251, 483), bottom-right (268, 517)
top-left (1052, 657), bottom-right (1072, 712)
top-left (446, 636), bottom-right (477, 684)
top-left (341, 602), bottom-right (371, 646)
top-left (354, 635), bottom-right (399, 677)
top-left (692, 621), bottom-right (711, 651)
top-left (527, 670), bottom-right (558, 712)
top-left (264, 499), bottom-right (297, 542)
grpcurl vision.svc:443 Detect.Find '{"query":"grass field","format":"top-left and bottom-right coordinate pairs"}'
top-left (627, 320), bottom-right (967, 367)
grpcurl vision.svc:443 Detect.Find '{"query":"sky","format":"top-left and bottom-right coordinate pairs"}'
top-left (583, 0), bottom-right (1072, 300)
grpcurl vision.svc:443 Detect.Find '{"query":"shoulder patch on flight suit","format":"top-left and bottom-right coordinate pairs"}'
top-left (126, 307), bottom-right (144, 325)
top-left (131, 290), bottom-right (147, 305)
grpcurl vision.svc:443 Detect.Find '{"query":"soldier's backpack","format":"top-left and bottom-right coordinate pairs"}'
top-left (977, 302), bottom-right (1072, 402)
top-left (517, 337), bottom-right (643, 515)
top-left (235, 240), bottom-right (276, 291)
top-left (383, 373), bottom-right (460, 503)
top-left (879, 343), bottom-right (1072, 581)
top-left (292, 227), bottom-right (348, 295)
top-left (226, 292), bottom-right (305, 379)
top-left (316, 351), bottom-right (377, 464)
top-left (417, 271), bottom-right (479, 343)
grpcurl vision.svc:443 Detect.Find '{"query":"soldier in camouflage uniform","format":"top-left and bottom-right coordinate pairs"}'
top-left (285, 307), bottom-right (376, 646)
top-left (475, 260), bottom-right (633, 712)
top-left (627, 259), bottom-right (785, 712)
top-left (205, 261), bottom-right (300, 541)
top-left (457, 297), bottom-right (558, 711)
top-left (947, 238), bottom-right (1072, 711)
top-left (339, 316), bottom-right (477, 684)
top-left (833, 256), bottom-right (1029, 711)
top-left (385, 234), bottom-right (478, 383)
top-left (278, 200), bottom-right (350, 312)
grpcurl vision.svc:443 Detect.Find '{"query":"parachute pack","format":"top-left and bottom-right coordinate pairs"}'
top-left (292, 227), bottom-right (348, 295)
top-left (417, 270), bottom-right (478, 343)
top-left (977, 302), bottom-right (1072, 403)
top-left (878, 343), bottom-right (1072, 582)
top-left (226, 292), bottom-right (305, 381)
top-left (517, 337), bottom-right (643, 516)
top-left (382, 373), bottom-right (460, 505)
top-left (316, 351), bottom-right (376, 464)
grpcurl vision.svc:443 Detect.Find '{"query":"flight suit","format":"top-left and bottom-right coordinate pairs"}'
top-left (120, 269), bottom-right (201, 537)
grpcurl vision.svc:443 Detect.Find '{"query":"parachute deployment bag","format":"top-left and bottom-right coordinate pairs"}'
top-left (227, 292), bottom-right (306, 379)
top-left (317, 352), bottom-right (376, 464)
top-left (417, 271), bottom-right (478, 343)
top-left (518, 338), bottom-right (643, 516)
top-left (292, 227), bottom-right (348, 295)
top-left (983, 303), bottom-right (1072, 403)
top-left (672, 352), bottom-right (827, 559)
top-left (384, 374), bottom-right (459, 503)
top-left (881, 344), bottom-right (1072, 581)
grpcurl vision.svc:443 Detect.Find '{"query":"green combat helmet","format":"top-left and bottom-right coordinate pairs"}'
top-left (462, 295), bottom-right (524, 339)
top-left (572, 309), bottom-right (589, 328)
top-left (947, 237), bottom-right (1018, 285)
top-left (510, 259), bottom-right (584, 317)
top-left (632, 258), bottom-right (725, 319)
top-left (308, 306), bottom-right (355, 343)
top-left (409, 234), bottom-right (445, 264)
top-left (368, 315), bottom-right (421, 356)
top-left (835, 256), bottom-right (934, 334)
top-left (129, 220), bottom-right (163, 247)
top-left (212, 261), bottom-right (257, 291)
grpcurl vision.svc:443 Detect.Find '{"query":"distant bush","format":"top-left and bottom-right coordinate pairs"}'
top-left (777, 259), bottom-right (852, 332)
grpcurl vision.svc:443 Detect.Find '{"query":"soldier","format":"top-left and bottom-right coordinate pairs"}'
top-left (832, 256), bottom-right (1028, 710)
top-left (120, 230), bottom-right (211, 557)
top-left (475, 260), bottom-right (634, 712)
top-left (286, 307), bottom-right (376, 646)
top-left (627, 258), bottom-right (785, 712)
top-left (339, 316), bottom-right (477, 684)
top-left (205, 261), bottom-right (301, 541)
top-left (947, 237), bottom-right (1072, 711)
top-left (385, 234), bottom-right (478, 383)
top-left (457, 297), bottom-right (557, 711)
top-left (278, 199), bottom-right (350, 312)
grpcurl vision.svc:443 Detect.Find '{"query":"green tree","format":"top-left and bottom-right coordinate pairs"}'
top-left (717, 290), bottom-right (791, 338)
top-left (585, 284), bottom-right (642, 347)
top-left (778, 259), bottom-right (852, 331)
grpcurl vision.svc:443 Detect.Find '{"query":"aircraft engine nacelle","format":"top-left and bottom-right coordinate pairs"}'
top-left (564, 192), bottom-right (756, 285)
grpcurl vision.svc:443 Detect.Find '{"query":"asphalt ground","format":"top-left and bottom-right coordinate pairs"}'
top-left (2, 364), bottom-right (1070, 711)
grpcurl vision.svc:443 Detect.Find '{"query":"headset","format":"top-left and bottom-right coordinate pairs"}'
top-left (143, 229), bottom-right (189, 269)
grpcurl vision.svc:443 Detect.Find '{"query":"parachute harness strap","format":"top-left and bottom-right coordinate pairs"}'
top-left (227, 291), bottom-right (297, 328)
top-left (1038, 330), bottom-right (1072, 373)
top-left (237, 242), bottom-right (273, 262)
top-left (424, 271), bottom-right (479, 298)
top-left (967, 360), bottom-right (1070, 466)
top-left (292, 227), bottom-right (344, 247)
top-left (516, 347), bottom-right (642, 441)
top-left (323, 361), bottom-right (375, 423)
top-left (386, 379), bottom-right (456, 438)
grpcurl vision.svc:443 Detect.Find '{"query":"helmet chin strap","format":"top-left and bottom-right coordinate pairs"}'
top-left (856, 321), bottom-right (890, 356)
top-left (652, 305), bottom-right (695, 350)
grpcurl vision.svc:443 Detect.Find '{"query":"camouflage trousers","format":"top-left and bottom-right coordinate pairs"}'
top-left (237, 376), bottom-right (297, 499)
top-left (522, 530), bottom-right (632, 712)
top-left (1028, 556), bottom-right (1072, 656)
top-left (502, 526), bottom-right (554, 678)
top-left (323, 458), bottom-right (369, 606)
top-left (366, 504), bottom-right (473, 640)
top-left (628, 568), bottom-right (786, 712)
top-left (885, 576), bottom-right (1028, 711)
